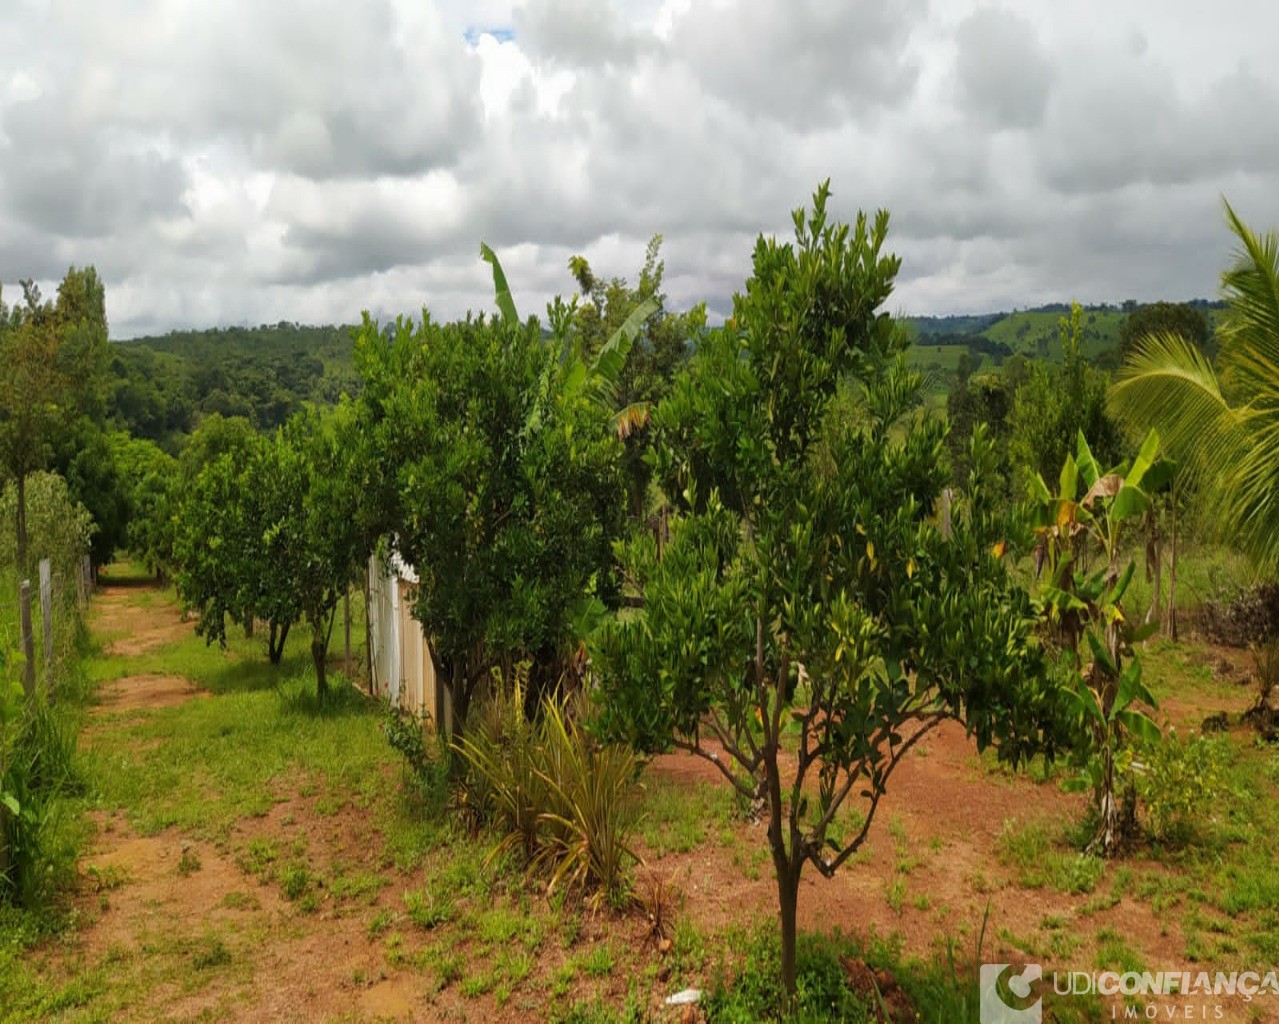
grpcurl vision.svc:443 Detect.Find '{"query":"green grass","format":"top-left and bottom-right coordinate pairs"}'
top-left (635, 773), bottom-right (738, 856)
top-left (996, 820), bottom-right (1105, 894)
top-left (980, 307), bottom-right (1125, 361)
top-left (10, 551), bottom-right (1279, 1021)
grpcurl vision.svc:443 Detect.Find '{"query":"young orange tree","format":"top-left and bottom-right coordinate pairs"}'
top-left (596, 185), bottom-right (1062, 1003)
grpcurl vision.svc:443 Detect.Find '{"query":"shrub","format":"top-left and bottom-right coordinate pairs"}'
top-left (1135, 732), bottom-right (1231, 843)
top-left (456, 677), bottom-right (641, 904)
top-left (1, 679), bottom-right (81, 908)
top-left (455, 669), bottom-right (548, 859)
top-left (532, 699), bottom-right (641, 904)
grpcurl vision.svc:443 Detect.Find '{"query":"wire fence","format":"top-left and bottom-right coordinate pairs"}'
top-left (0, 555), bottom-right (93, 696)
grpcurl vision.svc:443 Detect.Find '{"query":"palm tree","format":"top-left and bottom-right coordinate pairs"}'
top-left (1110, 201), bottom-right (1279, 576)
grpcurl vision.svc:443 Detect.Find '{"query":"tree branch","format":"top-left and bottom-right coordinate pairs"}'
top-left (807, 713), bottom-right (946, 877)
top-left (672, 735), bottom-right (760, 800)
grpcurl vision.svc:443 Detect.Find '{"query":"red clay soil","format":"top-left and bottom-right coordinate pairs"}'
top-left (92, 673), bottom-right (207, 714)
top-left (92, 576), bottom-right (193, 657)
top-left (49, 577), bottom-right (1277, 1023)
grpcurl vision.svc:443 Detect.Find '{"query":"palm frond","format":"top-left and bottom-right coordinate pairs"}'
top-left (1220, 200), bottom-right (1279, 404)
top-left (612, 402), bottom-right (651, 440)
top-left (1111, 330), bottom-right (1244, 482)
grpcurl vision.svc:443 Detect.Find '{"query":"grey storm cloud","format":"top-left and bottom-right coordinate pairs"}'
top-left (953, 7), bottom-right (1053, 130)
top-left (1, 0), bottom-right (1278, 337)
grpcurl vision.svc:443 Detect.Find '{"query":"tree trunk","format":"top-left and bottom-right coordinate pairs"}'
top-left (1167, 481), bottom-right (1179, 642)
top-left (267, 621), bottom-right (290, 664)
top-left (763, 732), bottom-right (801, 1005)
top-left (1094, 740), bottom-right (1121, 855)
top-left (244, 614), bottom-right (254, 639)
top-left (15, 471), bottom-right (28, 579)
top-left (776, 858), bottom-right (800, 1003)
top-left (311, 628), bottom-right (328, 703)
top-left (18, 580), bottom-right (35, 702)
top-left (343, 588), bottom-right (351, 669)
top-left (16, 472), bottom-right (35, 699)
top-left (1145, 514), bottom-right (1162, 628)
top-left (445, 659), bottom-right (469, 780)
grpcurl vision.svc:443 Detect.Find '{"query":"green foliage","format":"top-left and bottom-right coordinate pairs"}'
top-left (353, 260), bottom-right (629, 728)
top-left (57, 424), bottom-right (127, 570)
top-left (381, 706), bottom-right (451, 806)
top-left (173, 429), bottom-right (289, 659)
top-left (455, 677), bottom-right (641, 904)
top-left (945, 370), bottom-right (1013, 487)
top-left (1135, 732), bottom-right (1231, 843)
top-left (565, 235), bottom-right (705, 519)
top-left (457, 669), bottom-right (547, 859)
top-left (1029, 429), bottom-right (1169, 854)
top-left (110, 434), bottom-right (179, 578)
top-left (1010, 303), bottom-right (1123, 485)
top-left (597, 183), bottom-right (1059, 1002)
top-left (1115, 301), bottom-right (1211, 366)
top-left (0, 269), bottom-right (109, 631)
top-left (705, 928), bottom-right (875, 1023)
top-left (173, 406), bottom-right (370, 693)
top-left (0, 679), bottom-right (82, 908)
top-left (703, 924), bottom-right (1014, 1024)
top-left (0, 473), bottom-right (95, 586)
top-left (178, 413), bottom-right (258, 482)
top-left (1111, 201), bottom-right (1279, 575)
top-left (531, 697), bottom-right (642, 903)
top-left (107, 322), bottom-right (360, 447)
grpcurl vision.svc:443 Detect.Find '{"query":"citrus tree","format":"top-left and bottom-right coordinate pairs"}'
top-left (352, 250), bottom-right (642, 736)
top-left (174, 409), bottom-right (369, 698)
top-left (595, 185), bottom-right (1061, 1003)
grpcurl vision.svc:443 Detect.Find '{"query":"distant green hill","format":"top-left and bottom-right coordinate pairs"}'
top-left (980, 307), bottom-right (1125, 361)
top-left (905, 301), bottom-right (1224, 389)
top-left (107, 322), bottom-right (359, 450)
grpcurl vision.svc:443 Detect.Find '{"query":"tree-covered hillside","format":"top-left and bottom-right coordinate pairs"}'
top-left (107, 322), bottom-right (359, 450)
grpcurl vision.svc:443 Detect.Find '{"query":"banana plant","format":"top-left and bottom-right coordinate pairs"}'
top-left (1029, 429), bottom-right (1172, 854)
top-left (481, 242), bottom-right (659, 439)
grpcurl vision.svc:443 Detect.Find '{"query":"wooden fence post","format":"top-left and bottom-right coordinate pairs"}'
top-left (39, 559), bottom-right (53, 674)
top-left (344, 588), bottom-right (351, 669)
top-left (19, 579), bottom-right (35, 699)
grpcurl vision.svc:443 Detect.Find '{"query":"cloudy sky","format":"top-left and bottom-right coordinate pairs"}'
top-left (2, 0), bottom-right (1277, 338)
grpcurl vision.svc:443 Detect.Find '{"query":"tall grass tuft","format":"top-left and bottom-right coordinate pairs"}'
top-left (532, 698), bottom-right (640, 905)
top-left (1, 684), bottom-right (83, 908)
top-left (456, 670), bottom-right (548, 861)
top-left (455, 673), bottom-right (642, 905)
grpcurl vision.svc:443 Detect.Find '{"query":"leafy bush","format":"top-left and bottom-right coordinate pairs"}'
top-left (456, 677), bottom-right (641, 904)
top-left (383, 706), bottom-right (441, 787)
top-left (0, 472), bottom-right (95, 586)
top-left (1135, 732), bottom-right (1231, 842)
top-left (1, 665), bottom-right (81, 907)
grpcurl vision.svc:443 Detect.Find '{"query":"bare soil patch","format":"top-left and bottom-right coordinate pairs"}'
top-left (92, 673), bottom-right (207, 714)
top-left (91, 578), bottom-right (193, 656)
